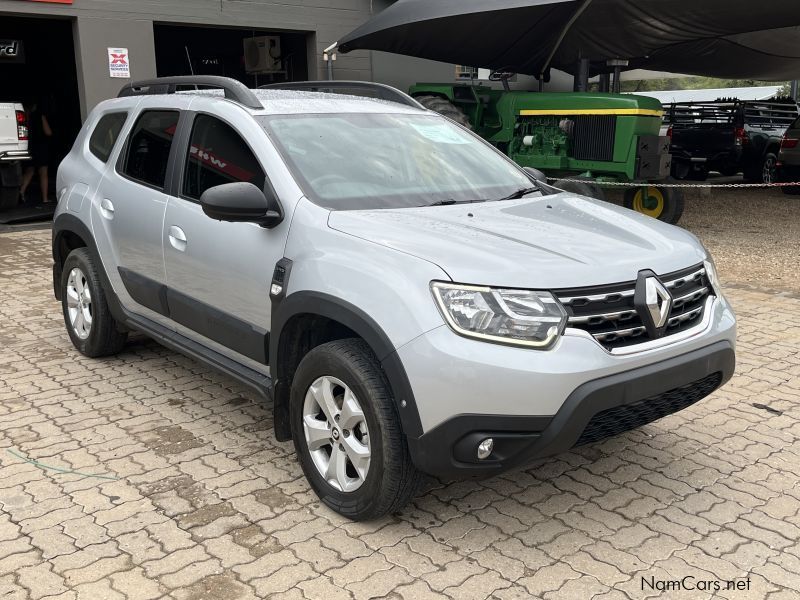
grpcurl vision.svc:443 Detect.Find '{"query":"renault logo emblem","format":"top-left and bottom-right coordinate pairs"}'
top-left (634, 270), bottom-right (673, 338)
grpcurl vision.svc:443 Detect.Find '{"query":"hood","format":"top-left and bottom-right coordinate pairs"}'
top-left (327, 193), bottom-right (707, 289)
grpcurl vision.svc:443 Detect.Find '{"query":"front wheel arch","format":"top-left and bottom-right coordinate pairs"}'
top-left (270, 292), bottom-right (423, 442)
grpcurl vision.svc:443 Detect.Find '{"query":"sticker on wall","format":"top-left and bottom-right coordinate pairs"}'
top-left (108, 47), bottom-right (130, 78)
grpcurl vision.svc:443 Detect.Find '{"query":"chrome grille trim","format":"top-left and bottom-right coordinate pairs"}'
top-left (558, 289), bottom-right (633, 304)
top-left (672, 286), bottom-right (709, 308)
top-left (557, 267), bottom-right (706, 306)
top-left (568, 309), bottom-right (638, 325)
top-left (555, 265), bottom-right (712, 352)
top-left (564, 297), bottom-right (717, 355)
top-left (594, 326), bottom-right (646, 342)
top-left (667, 305), bottom-right (704, 327)
top-left (664, 267), bottom-right (706, 290)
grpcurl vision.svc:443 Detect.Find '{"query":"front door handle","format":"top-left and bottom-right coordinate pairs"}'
top-left (168, 225), bottom-right (187, 251)
top-left (100, 198), bottom-right (114, 220)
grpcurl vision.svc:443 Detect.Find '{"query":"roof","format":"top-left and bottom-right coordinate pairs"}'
top-left (630, 86), bottom-right (784, 104)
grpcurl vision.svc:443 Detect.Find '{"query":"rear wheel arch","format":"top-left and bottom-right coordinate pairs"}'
top-left (270, 292), bottom-right (422, 443)
top-left (52, 213), bottom-right (125, 322)
top-left (53, 218), bottom-right (91, 270)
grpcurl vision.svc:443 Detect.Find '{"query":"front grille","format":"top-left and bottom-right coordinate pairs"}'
top-left (555, 264), bottom-right (711, 351)
top-left (572, 115), bottom-right (616, 161)
top-left (575, 372), bottom-right (723, 446)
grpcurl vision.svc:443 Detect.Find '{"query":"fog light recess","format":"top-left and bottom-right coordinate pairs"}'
top-left (477, 438), bottom-right (494, 460)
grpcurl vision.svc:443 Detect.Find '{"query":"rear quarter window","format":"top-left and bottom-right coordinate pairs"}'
top-left (120, 110), bottom-right (180, 189)
top-left (89, 112), bottom-right (128, 162)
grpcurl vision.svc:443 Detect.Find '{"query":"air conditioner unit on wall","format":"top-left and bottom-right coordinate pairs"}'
top-left (244, 36), bottom-right (282, 73)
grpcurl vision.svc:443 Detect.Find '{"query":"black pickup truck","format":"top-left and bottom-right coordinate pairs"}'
top-left (663, 99), bottom-right (798, 183)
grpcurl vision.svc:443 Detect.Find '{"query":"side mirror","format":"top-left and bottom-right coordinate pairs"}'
top-left (199, 182), bottom-right (283, 228)
top-left (523, 167), bottom-right (547, 183)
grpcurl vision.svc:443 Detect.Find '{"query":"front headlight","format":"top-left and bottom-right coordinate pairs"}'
top-left (431, 282), bottom-right (567, 349)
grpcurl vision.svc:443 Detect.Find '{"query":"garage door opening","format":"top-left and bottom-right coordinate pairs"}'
top-left (154, 24), bottom-right (310, 87)
top-left (0, 15), bottom-right (81, 223)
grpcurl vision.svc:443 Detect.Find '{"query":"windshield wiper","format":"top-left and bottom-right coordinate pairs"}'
top-left (496, 186), bottom-right (541, 201)
top-left (426, 199), bottom-right (487, 207)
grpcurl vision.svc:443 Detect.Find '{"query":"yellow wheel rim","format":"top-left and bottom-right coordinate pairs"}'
top-left (632, 187), bottom-right (665, 218)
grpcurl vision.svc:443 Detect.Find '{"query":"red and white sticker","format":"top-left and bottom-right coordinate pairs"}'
top-left (108, 47), bottom-right (130, 79)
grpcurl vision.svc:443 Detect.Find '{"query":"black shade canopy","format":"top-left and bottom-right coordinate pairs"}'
top-left (337, 0), bottom-right (800, 80)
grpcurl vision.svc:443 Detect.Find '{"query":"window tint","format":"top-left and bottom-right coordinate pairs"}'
top-left (183, 114), bottom-right (266, 200)
top-left (122, 110), bottom-right (180, 189)
top-left (89, 112), bottom-right (127, 162)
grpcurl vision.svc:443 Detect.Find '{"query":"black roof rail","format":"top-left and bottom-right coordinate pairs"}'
top-left (259, 80), bottom-right (424, 109)
top-left (118, 76), bottom-right (262, 110)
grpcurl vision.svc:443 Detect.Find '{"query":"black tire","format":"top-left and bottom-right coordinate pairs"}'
top-left (61, 248), bottom-right (127, 357)
top-left (671, 161), bottom-right (691, 180)
top-left (415, 95), bottom-right (473, 129)
top-left (552, 178), bottom-right (606, 201)
top-left (623, 182), bottom-right (684, 225)
top-left (290, 339), bottom-right (421, 520)
top-left (761, 152), bottom-right (778, 184)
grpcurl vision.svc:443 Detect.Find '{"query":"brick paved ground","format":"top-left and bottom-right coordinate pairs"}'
top-left (0, 228), bottom-right (798, 600)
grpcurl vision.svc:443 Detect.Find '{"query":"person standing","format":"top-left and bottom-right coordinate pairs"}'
top-left (20, 99), bottom-right (54, 205)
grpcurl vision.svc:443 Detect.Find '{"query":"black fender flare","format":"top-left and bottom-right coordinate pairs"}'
top-left (269, 290), bottom-right (423, 441)
top-left (51, 213), bottom-right (127, 323)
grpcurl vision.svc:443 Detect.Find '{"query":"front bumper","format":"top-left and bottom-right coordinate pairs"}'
top-left (407, 340), bottom-right (734, 478)
top-left (401, 295), bottom-right (736, 478)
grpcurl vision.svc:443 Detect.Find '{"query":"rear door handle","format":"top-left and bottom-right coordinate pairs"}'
top-left (168, 225), bottom-right (187, 251)
top-left (100, 198), bottom-right (114, 220)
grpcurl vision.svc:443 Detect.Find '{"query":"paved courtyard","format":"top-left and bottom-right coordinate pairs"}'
top-left (0, 227), bottom-right (799, 600)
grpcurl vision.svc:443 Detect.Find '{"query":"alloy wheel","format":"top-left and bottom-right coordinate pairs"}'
top-left (302, 375), bottom-right (371, 492)
top-left (763, 156), bottom-right (777, 184)
top-left (66, 267), bottom-right (92, 340)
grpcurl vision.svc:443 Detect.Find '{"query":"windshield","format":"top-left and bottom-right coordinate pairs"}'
top-left (259, 113), bottom-right (535, 210)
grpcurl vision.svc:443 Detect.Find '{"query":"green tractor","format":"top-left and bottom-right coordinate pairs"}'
top-left (409, 84), bottom-right (683, 224)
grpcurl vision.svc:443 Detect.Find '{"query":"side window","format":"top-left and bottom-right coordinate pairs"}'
top-left (183, 114), bottom-right (266, 200)
top-left (122, 110), bottom-right (180, 189)
top-left (89, 112), bottom-right (128, 162)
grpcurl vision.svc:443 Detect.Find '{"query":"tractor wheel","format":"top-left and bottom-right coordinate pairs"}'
top-left (553, 178), bottom-right (606, 202)
top-left (623, 183), bottom-right (684, 225)
top-left (415, 95), bottom-right (473, 129)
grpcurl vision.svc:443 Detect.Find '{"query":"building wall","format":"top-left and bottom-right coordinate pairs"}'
top-left (0, 0), bottom-right (375, 117)
top-left (1, 0), bottom-right (575, 120)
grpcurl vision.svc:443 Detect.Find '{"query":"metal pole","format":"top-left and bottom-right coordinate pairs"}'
top-left (574, 58), bottom-right (590, 92)
top-left (791, 80), bottom-right (799, 101)
top-left (539, 0), bottom-right (593, 85)
top-left (599, 73), bottom-right (610, 93)
top-left (323, 42), bottom-right (338, 81)
top-left (606, 59), bottom-right (628, 94)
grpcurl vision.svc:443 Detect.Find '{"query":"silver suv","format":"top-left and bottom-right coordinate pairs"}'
top-left (53, 76), bottom-right (736, 520)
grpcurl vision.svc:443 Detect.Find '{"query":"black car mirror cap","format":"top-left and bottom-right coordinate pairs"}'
top-left (523, 166), bottom-right (548, 183)
top-left (200, 182), bottom-right (283, 228)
